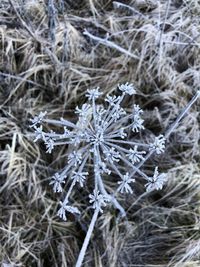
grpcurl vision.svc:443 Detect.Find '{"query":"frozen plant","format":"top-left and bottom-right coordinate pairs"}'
top-left (30, 84), bottom-right (200, 267)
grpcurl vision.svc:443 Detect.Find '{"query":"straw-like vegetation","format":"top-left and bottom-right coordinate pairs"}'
top-left (0, 0), bottom-right (200, 266)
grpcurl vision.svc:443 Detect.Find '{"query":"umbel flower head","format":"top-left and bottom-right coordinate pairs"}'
top-left (30, 83), bottom-right (167, 221)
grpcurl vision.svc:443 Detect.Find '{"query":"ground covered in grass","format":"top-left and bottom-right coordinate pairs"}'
top-left (0, 0), bottom-right (200, 266)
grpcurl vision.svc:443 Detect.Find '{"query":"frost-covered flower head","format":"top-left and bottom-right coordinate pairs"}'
top-left (30, 83), bottom-right (167, 221)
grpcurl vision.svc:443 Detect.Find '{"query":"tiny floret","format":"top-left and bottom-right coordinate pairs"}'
top-left (104, 147), bottom-right (121, 163)
top-left (75, 103), bottom-right (91, 118)
top-left (105, 95), bottom-right (120, 105)
top-left (33, 125), bottom-right (45, 142)
top-left (133, 104), bottom-right (143, 116)
top-left (45, 137), bottom-right (55, 153)
top-left (30, 111), bottom-right (47, 127)
top-left (68, 151), bottom-right (82, 166)
top-left (89, 189), bottom-right (109, 213)
top-left (71, 171), bottom-right (88, 187)
top-left (127, 146), bottom-right (146, 164)
top-left (117, 173), bottom-right (135, 194)
top-left (145, 167), bottom-right (167, 192)
top-left (132, 115), bottom-right (144, 132)
top-left (150, 135), bottom-right (166, 154)
top-left (49, 173), bottom-right (66, 193)
top-left (86, 87), bottom-right (102, 100)
top-left (57, 201), bottom-right (80, 221)
top-left (118, 82), bottom-right (136, 95)
top-left (111, 106), bottom-right (126, 121)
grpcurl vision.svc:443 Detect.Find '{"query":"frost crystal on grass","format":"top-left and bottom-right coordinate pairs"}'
top-left (30, 83), bottom-right (168, 221)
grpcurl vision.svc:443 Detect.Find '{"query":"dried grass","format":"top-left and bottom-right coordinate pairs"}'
top-left (0, 0), bottom-right (200, 266)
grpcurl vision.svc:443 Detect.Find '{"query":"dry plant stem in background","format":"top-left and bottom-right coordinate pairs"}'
top-left (30, 85), bottom-right (200, 267)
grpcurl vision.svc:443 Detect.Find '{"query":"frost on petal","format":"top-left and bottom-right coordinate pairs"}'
top-left (149, 135), bottom-right (166, 154)
top-left (117, 173), bottom-right (135, 194)
top-left (57, 203), bottom-right (67, 221)
top-left (145, 167), bottom-right (167, 192)
top-left (118, 82), bottom-right (136, 95)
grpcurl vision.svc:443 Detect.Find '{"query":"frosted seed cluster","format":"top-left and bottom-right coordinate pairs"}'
top-left (30, 83), bottom-right (167, 220)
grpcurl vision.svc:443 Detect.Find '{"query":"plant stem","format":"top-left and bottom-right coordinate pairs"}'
top-left (75, 208), bottom-right (99, 267)
top-left (165, 90), bottom-right (200, 139)
top-left (83, 29), bottom-right (139, 60)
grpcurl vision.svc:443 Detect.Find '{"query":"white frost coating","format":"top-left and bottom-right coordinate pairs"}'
top-left (30, 83), bottom-right (169, 221)
top-left (30, 84), bottom-right (200, 267)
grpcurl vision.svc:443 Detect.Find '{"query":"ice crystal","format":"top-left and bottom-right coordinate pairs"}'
top-left (30, 83), bottom-right (168, 220)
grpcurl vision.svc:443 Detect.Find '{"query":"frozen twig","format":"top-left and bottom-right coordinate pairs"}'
top-left (83, 29), bottom-right (140, 60)
top-left (165, 90), bottom-right (200, 139)
top-left (113, 1), bottom-right (147, 19)
top-left (47, 0), bottom-right (57, 48)
top-left (75, 208), bottom-right (99, 267)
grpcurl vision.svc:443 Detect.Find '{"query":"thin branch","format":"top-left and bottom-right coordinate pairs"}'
top-left (165, 90), bottom-right (200, 139)
top-left (75, 208), bottom-right (99, 267)
top-left (83, 29), bottom-right (140, 60)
